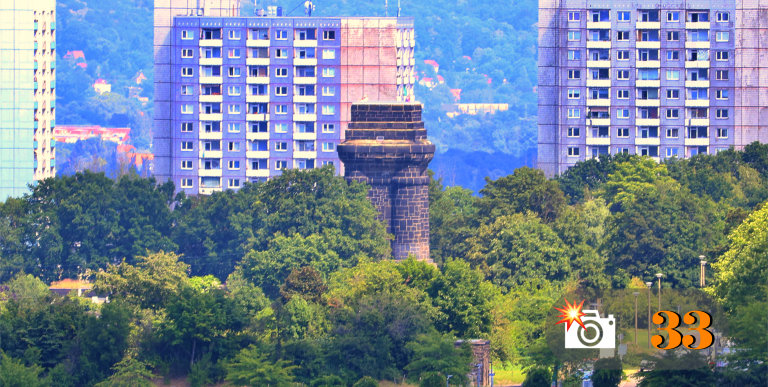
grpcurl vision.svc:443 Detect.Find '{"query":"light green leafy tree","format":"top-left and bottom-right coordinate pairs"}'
top-left (225, 345), bottom-right (297, 387)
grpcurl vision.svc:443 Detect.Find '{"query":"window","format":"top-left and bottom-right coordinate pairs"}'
top-left (181, 141), bottom-right (193, 151)
top-left (322, 68), bottom-right (336, 77)
top-left (181, 122), bottom-right (193, 132)
top-left (567, 31), bottom-right (581, 41)
top-left (717, 128), bottom-right (728, 138)
top-left (617, 11), bottom-right (630, 21)
top-left (322, 123), bottom-right (335, 133)
top-left (666, 70), bottom-right (680, 80)
top-left (567, 108), bottom-right (580, 119)
top-left (228, 30), bottom-right (241, 40)
top-left (228, 67), bottom-right (241, 77)
top-left (666, 89), bottom-right (680, 99)
top-left (202, 122), bottom-right (221, 133)
top-left (716, 12), bottom-right (729, 22)
top-left (322, 142), bottom-right (336, 152)
top-left (666, 109), bottom-right (680, 119)
top-left (666, 128), bottom-right (679, 138)
top-left (667, 31), bottom-right (679, 41)
top-left (567, 69), bottom-right (581, 79)
top-left (616, 109), bottom-right (630, 119)
top-left (275, 68), bottom-right (288, 77)
top-left (616, 31), bottom-right (629, 41)
top-left (181, 160), bottom-right (193, 170)
top-left (715, 70), bottom-right (729, 80)
top-left (227, 160), bottom-right (241, 170)
top-left (181, 85), bottom-right (193, 95)
top-left (275, 160), bottom-right (288, 169)
top-left (228, 48), bottom-right (241, 59)
top-left (323, 30), bottom-right (336, 40)
top-left (321, 86), bottom-right (336, 96)
top-left (716, 89), bottom-right (729, 99)
top-left (274, 48), bottom-right (288, 58)
top-left (666, 147), bottom-right (680, 158)
top-left (716, 31), bottom-right (729, 42)
top-left (181, 104), bottom-right (193, 114)
top-left (617, 70), bottom-right (629, 80)
top-left (716, 109), bottom-right (729, 119)
top-left (181, 48), bottom-right (193, 58)
top-left (275, 104), bottom-right (287, 114)
top-left (228, 85), bottom-right (241, 96)
top-left (567, 147), bottom-right (580, 157)
top-left (181, 30), bottom-right (193, 39)
top-left (228, 178), bottom-right (241, 188)
top-left (716, 51), bottom-right (729, 61)
top-left (567, 50), bottom-right (581, 60)
top-left (688, 30), bottom-right (709, 41)
top-left (322, 49), bottom-right (336, 59)
top-left (617, 89), bottom-right (629, 99)
top-left (667, 50), bottom-right (680, 60)
top-left (567, 127), bottom-right (580, 137)
top-left (568, 11), bottom-right (580, 21)
top-left (275, 30), bottom-right (288, 40)
top-left (180, 178), bottom-right (193, 188)
top-left (322, 105), bottom-right (335, 115)
top-left (617, 50), bottom-right (630, 60)
top-left (567, 89), bottom-right (580, 99)
top-left (274, 123), bottom-right (288, 133)
top-left (275, 141), bottom-right (287, 151)
top-left (667, 11), bottom-right (680, 22)
top-left (181, 67), bottom-right (193, 77)
top-left (228, 123), bottom-right (241, 133)
top-left (275, 86), bottom-right (288, 96)
top-left (617, 127), bottom-right (629, 137)
top-left (228, 104), bottom-right (241, 114)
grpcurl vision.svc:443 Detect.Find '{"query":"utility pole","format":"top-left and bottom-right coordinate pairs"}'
top-left (699, 255), bottom-right (707, 287)
top-left (633, 291), bottom-right (639, 345)
top-left (646, 281), bottom-right (652, 348)
top-left (656, 273), bottom-right (663, 312)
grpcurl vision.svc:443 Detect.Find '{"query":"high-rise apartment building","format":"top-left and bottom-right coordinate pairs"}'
top-left (538, 0), bottom-right (768, 177)
top-left (153, 2), bottom-right (416, 195)
top-left (0, 0), bottom-right (56, 199)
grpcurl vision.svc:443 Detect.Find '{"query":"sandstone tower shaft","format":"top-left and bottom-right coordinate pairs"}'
top-left (337, 103), bottom-right (435, 260)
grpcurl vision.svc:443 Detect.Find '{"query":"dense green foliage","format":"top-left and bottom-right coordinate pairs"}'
top-left (2, 146), bottom-right (768, 385)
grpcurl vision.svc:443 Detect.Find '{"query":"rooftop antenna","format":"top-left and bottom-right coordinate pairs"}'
top-left (385, 0), bottom-right (388, 16)
top-left (398, 0), bottom-right (401, 17)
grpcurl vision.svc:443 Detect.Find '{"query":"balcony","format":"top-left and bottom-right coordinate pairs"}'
top-left (200, 39), bottom-right (223, 47)
top-left (199, 113), bottom-right (223, 121)
top-left (685, 61), bottom-right (710, 68)
top-left (246, 132), bottom-right (270, 140)
top-left (294, 95), bottom-right (317, 103)
top-left (294, 76), bottom-right (317, 85)
top-left (246, 169), bottom-right (270, 178)
top-left (685, 41), bottom-right (710, 49)
top-left (294, 150), bottom-right (317, 159)
top-left (200, 58), bottom-right (222, 66)
top-left (686, 22), bottom-right (710, 29)
top-left (294, 131), bottom-right (317, 140)
top-left (200, 131), bottom-right (223, 140)
top-left (636, 60), bottom-right (661, 68)
top-left (199, 168), bottom-right (222, 177)
top-left (586, 99), bottom-right (611, 107)
top-left (586, 41), bottom-right (611, 49)
top-left (246, 113), bottom-right (269, 121)
top-left (635, 137), bottom-right (661, 145)
top-left (294, 39), bottom-right (317, 47)
top-left (199, 187), bottom-right (224, 195)
top-left (293, 113), bottom-right (317, 121)
top-left (686, 80), bottom-right (710, 88)
top-left (294, 58), bottom-right (317, 66)
top-left (636, 118), bottom-right (660, 126)
top-left (199, 76), bottom-right (222, 84)
top-left (636, 41), bottom-right (661, 49)
top-left (246, 39), bottom-right (270, 47)
top-left (586, 22), bottom-right (611, 29)
top-left (586, 60), bottom-right (611, 68)
top-left (246, 76), bottom-right (270, 84)
top-left (586, 118), bottom-right (611, 126)
top-left (586, 79), bottom-right (611, 87)
top-left (199, 150), bottom-right (223, 159)
top-left (636, 80), bottom-right (661, 88)
top-left (636, 22), bottom-right (661, 29)
top-left (246, 95), bottom-right (270, 103)
top-left (636, 99), bottom-right (660, 107)
top-left (686, 99), bottom-right (710, 107)
top-left (685, 138), bottom-right (710, 146)
top-left (246, 150), bottom-right (270, 159)
top-left (586, 137), bottom-right (611, 146)
top-left (688, 118), bottom-right (710, 126)
top-left (199, 95), bottom-right (223, 103)
top-left (246, 58), bottom-right (270, 66)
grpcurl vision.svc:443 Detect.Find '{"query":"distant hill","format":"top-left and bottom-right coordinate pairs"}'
top-left (55, 0), bottom-right (540, 189)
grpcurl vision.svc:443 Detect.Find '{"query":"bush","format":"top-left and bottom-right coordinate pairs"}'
top-left (419, 372), bottom-right (445, 387)
top-left (352, 376), bottom-right (379, 387)
top-left (592, 357), bottom-right (622, 387)
top-left (310, 375), bottom-right (345, 387)
top-left (522, 366), bottom-right (551, 387)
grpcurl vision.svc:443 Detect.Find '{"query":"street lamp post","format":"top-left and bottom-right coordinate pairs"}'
top-left (446, 374), bottom-right (452, 387)
top-left (655, 273), bottom-right (663, 312)
top-left (633, 291), bottom-right (639, 345)
top-left (646, 281), bottom-right (653, 348)
top-left (699, 255), bottom-right (707, 287)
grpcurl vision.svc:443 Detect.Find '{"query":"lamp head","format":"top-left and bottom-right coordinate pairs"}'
top-left (655, 273), bottom-right (663, 278)
top-left (645, 281), bottom-right (653, 288)
top-left (633, 291), bottom-right (639, 296)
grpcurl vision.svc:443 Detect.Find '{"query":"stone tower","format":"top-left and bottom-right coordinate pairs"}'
top-left (337, 102), bottom-right (435, 261)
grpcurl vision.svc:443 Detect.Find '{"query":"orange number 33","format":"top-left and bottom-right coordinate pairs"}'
top-left (652, 310), bottom-right (714, 350)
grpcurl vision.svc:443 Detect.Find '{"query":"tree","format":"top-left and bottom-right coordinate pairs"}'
top-left (419, 372), bottom-right (445, 387)
top-left (93, 357), bottom-right (155, 387)
top-left (478, 167), bottom-right (566, 223)
top-left (522, 366), bottom-right (551, 387)
top-left (591, 357), bottom-right (622, 387)
top-left (280, 266), bottom-right (328, 303)
top-left (404, 331), bottom-right (471, 384)
top-left (225, 345), bottom-right (297, 387)
top-left (0, 353), bottom-right (46, 387)
top-left (352, 376), bottom-right (379, 387)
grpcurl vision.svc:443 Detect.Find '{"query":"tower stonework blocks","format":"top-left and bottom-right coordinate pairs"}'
top-left (337, 103), bottom-right (435, 261)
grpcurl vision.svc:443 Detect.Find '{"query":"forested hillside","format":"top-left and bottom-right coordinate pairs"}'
top-left (55, 0), bottom-right (539, 190)
top-left (1, 146), bottom-right (767, 385)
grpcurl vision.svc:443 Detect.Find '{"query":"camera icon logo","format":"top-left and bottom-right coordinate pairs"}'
top-left (564, 309), bottom-right (616, 349)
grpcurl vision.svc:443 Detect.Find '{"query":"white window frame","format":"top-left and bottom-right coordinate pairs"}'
top-left (617, 70), bottom-right (629, 80)
top-left (567, 31), bottom-right (581, 41)
top-left (275, 141), bottom-right (287, 151)
top-left (275, 30), bottom-right (288, 40)
top-left (567, 50), bottom-right (580, 60)
top-left (322, 105), bottom-right (335, 115)
top-left (322, 67), bottom-right (335, 77)
top-left (181, 67), bottom-right (193, 77)
top-left (321, 86), bottom-right (336, 96)
top-left (228, 160), bottom-right (241, 170)
top-left (275, 160), bottom-right (288, 170)
top-left (567, 108), bottom-right (580, 119)
top-left (567, 147), bottom-right (580, 157)
top-left (180, 178), bottom-right (193, 188)
top-left (322, 123), bottom-right (335, 133)
top-left (181, 30), bottom-right (193, 40)
top-left (181, 104), bottom-right (193, 114)
top-left (275, 104), bottom-right (288, 115)
top-left (274, 123), bottom-right (288, 133)
top-left (181, 141), bottom-right (193, 151)
top-left (181, 122), bottom-right (193, 132)
top-left (715, 51), bottom-right (729, 61)
top-left (181, 85), bottom-right (193, 95)
top-left (568, 11), bottom-right (580, 21)
top-left (228, 104), bottom-right (241, 114)
top-left (666, 128), bottom-right (679, 138)
top-left (228, 85), bottom-right (241, 96)
top-left (228, 30), bottom-right (241, 40)
top-left (667, 89), bottom-right (680, 99)
top-left (616, 109), bottom-right (630, 119)
top-left (716, 128), bottom-right (728, 138)
top-left (322, 49), bottom-right (336, 59)
top-left (666, 70), bottom-right (680, 80)
top-left (716, 12), bottom-right (729, 22)
top-left (228, 48), bottom-right (241, 58)
top-left (617, 11), bottom-right (630, 22)
top-left (275, 86), bottom-right (288, 96)
top-left (716, 31), bottom-right (729, 42)
top-left (617, 50), bottom-right (630, 60)
top-left (181, 160), bottom-right (193, 170)
top-left (323, 30), bottom-right (336, 40)
top-left (617, 128), bottom-right (629, 138)
top-left (181, 48), bottom-right (193, 58)
top-left (617, 89), bottom-right (629, 99)
top-left (322, 142), bottom-right (336, 152)
top-left (716, 89), bottom-right (729, 100)
top-left (228, 123), bottom-right (241, 133)
top-left (276, 68), bottom-right (288, 77)
top-left (667, 11), bottom-right (679, 22)
top-left (666, 109), bottom-right (679, 119)
top-left (716, 109), bottom-right (729, 119)
top-left (228, 67), bottom-right (241, 77)
top-left (567, 89), bottom-right (580, 99)
top-left (567, 127), bottom-right (580, 137)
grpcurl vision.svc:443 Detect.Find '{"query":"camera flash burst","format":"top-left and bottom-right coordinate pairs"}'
top-left (554, 298), bottom-right (587, 331)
